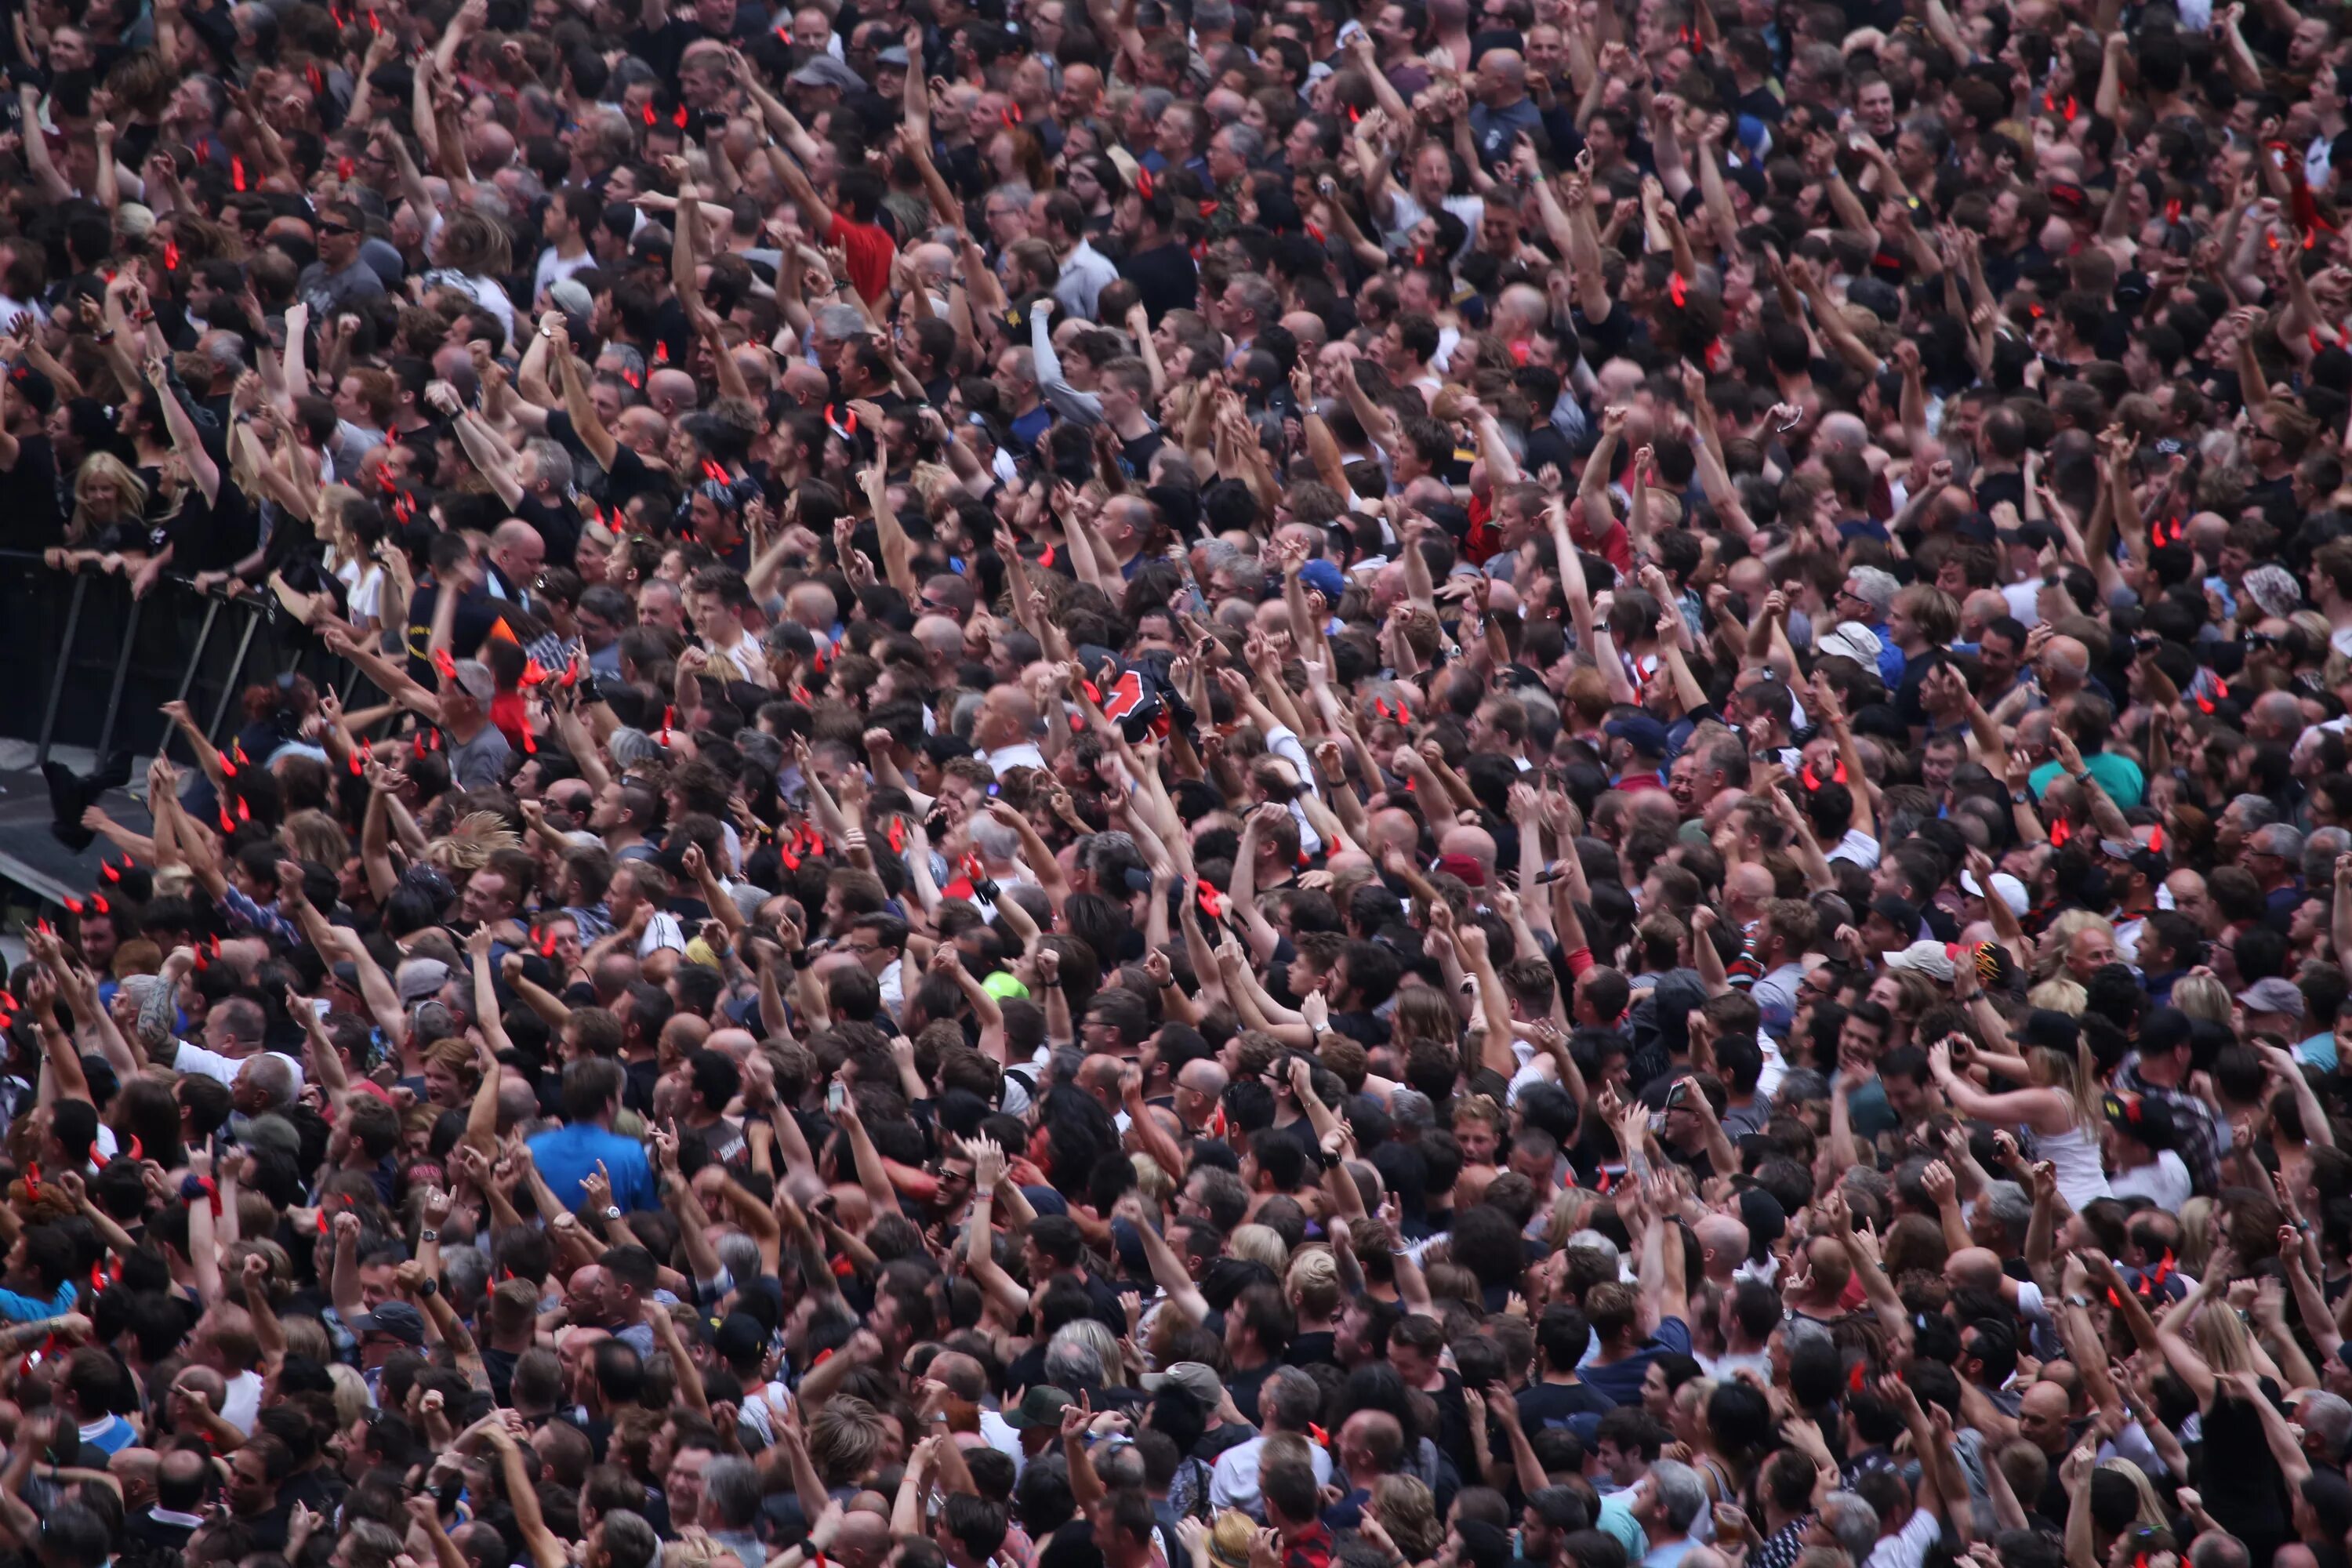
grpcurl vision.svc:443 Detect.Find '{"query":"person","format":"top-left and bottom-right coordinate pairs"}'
top-left (9, 9), bottom-right (2352, 1568)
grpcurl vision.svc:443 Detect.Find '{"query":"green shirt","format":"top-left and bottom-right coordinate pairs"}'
top-left (2030, 752), bottom-right (2144, 810)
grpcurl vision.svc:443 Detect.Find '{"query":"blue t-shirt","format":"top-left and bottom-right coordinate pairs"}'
top-left (527, 1123), bottom-right (659, 1213)
top-left (1581, 1316), bottom-right (1693, 1406)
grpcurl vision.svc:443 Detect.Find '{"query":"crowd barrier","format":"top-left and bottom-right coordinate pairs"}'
top-left (0, 553), bottom-right (373, 764)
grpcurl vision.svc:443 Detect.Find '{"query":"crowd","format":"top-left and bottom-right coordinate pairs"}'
top-left (7, 8), bottom-right (2352, 1568)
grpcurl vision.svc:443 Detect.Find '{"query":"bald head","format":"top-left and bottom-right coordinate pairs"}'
top-left (1944, 1247), bottom-right (2005, 1294)
top-left (1178, 1059), bottom-right (1229, 1099)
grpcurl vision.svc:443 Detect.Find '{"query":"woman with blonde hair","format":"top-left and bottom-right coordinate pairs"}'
top-left (2172, 974), bottom-right (2232, 1025)
top-left (1927, 1026), bottom-right (2111, 1208)
top-left (60, 452), bottom-right (150, 553)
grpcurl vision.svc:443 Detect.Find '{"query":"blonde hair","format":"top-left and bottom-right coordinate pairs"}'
top-left (2192, 1298), bottom-right (2256, 1375)
top-left (1229, 1222), bottom-right (1289, 1276)
top-left (2026, 977), bottom-right (2087, 1016)
top-left (2172, 975), bottom-right (2231, 1025)
top-left (2176, 1197), bottom-right (2216, 1276)
top-left (2027, 1039), bottom-right (2101, 1132)
top-left (1371, 1475), bottom-right (1444, 1563)
top-left (2097, 1458), bottom-right (2169, 1529)
top-left (68, 452), bottom-right (148, 546)
top-left (281, 808), bottom-right (347, 867)
top-left (327, 1362), bottom-right (373, 1429)
top-left (1287, 1247), bottom-right (1341, 1319)
top-left (1050, 1318), bottom-right (1127, 1388)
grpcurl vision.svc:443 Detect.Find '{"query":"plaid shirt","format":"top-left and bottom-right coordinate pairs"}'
top-left (2113, 1054), bottom-right (2222, 1196)
top-left (1280, 1523), bottom-right (1334, 1568)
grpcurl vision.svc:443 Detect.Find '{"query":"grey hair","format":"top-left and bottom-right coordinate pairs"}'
top-left (600, 341), bottom-right (647, 382)
top-left (700, 1457), bottom-right (762, 1530)
top-left (2250, 822), bottom-right (2305, 860)
top-left (2229, 793), bottom-right (2280, 833)
top-left (525, 438), bottom-right (575, 489)
top-left (1047, 1319), bottom-right (1118, 1387)
top-left (608, 728), bottom-right (665, 769)
top-left (1218, 123), bottom-right (1265, 164)
top-left (1387, 1087), bottom-right (1435, 1131)
top-left (813, 303), bottom-right (867, 344)
top-left (2302, 1392), bottom-right (2352, 1461)
top-left (238, 1054), bottom-right (296, 1112)
top-left (1818, 1494), bottom-right (1880, 1561)
top-left (441, 1245), bottom-right (491, 1319)
top-left (1040, 1335), bottom-right (1101, 1382)
top-left (1647, 1461), bottom-right (1709, 1533)
top-left (717, 1232), bottom-right (764, 1287)
top-left (970, 815), bottom-right (1022, 861)
top-left (1981, 1180), bottom-right (2032, 1243)
top-left (1260, 1367), bottom-right (1322, 1432)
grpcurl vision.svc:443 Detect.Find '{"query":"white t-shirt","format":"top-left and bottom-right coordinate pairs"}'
top-left (2108, 1151), bottom-right (2193, 1211)
top-left (534, 245), bottom-right (597, 299)
top-left (1864, 1507), bottom-right (1942, 1568)
top-left (172, 1041), bottom-right (306, 1093)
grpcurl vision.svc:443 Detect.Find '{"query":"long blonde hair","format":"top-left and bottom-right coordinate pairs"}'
top-left (2192, 1296), bottom-right (2257, 1376)
top-left (2028, 1039), bottom-right (2101, 1131)
top-left (67, 452), bottom-right (148, 546)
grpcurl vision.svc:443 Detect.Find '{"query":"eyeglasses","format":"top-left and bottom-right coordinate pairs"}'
top-left (320, 223), bottom-right (358, 237)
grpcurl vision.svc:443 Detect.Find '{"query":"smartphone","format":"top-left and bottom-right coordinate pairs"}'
top-left (826, 1080), bottom-right (847, 1112)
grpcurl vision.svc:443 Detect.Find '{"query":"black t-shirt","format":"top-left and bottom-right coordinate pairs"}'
top-left (1287, 1329), bottom-right (1338, 1369)
top-left (546, 409), bottom-right (668, 517)
top-left (1517, 1377), bottom-right (1614, 1432)
top-left (0, 434), bottom-right (64, 551)
top-left (1229, 1359), bottom-right (1278, 1425)
top-left (1121, 242), bottom-right (1200, 325)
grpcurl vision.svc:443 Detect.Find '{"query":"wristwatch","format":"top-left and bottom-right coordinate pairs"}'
top-left (603, 1205), bottom-right (623, 1221)
top-left (419, 1277), bottom-right (440, 1298)
top-left (419, 1227), bottom-right (440, 1243)
top-left (2010, 789), bottom-right (2031, 804)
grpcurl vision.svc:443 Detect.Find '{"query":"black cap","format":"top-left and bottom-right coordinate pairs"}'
top-left (2020, 1008), bottom-right (2080, 1053)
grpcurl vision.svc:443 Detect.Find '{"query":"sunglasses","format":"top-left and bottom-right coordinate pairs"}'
top-left (320, 223), bottom-right (358, 237)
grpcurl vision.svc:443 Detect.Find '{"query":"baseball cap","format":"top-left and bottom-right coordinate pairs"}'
top-left (395, 957), bottom-right (450, 1004)
top-left (2238, 976), bottom-right (2306, 1018)
top-left (1004, 1386), bottom-right (1076, 1429)
top-left (789, 55), bottom-right (866, 90)
top-left (2019, 1008), bottom-right (2079, 1053)
top-left (1959, 868), bottom-right (2030, 917)
top-left (8, 364), bottom-right (56, 416)
top-left (1299, 559), bottom-right (1345, 599)
top-left (1882, 939), bottom-right (1956, 982)
top-left (1867, 895), bottom-right (1920, 935)
top-left (448, 659), bottom-right (495, 702)
top-left (1138, 1362), bottom-right (1223, 1406)
top-left (1814, 620), bottom-right (1884, 665)
top-left (1604, 712), bottom-right (1671, 757)
top-left (350, 1301), bottom-right (427, 1346)
top-left (2100, 1090), bottom-right (2178, 1149)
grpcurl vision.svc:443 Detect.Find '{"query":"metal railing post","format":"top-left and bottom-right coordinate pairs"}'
top-left (33, 573), bottom-right (92, 769)
top-left (93, 597), bottom-right (147, 760)
top-left (206, 596), bottom-right (263, 746)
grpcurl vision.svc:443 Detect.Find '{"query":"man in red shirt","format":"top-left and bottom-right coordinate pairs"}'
top-left (1605, 712), bottom-right (1672, 793)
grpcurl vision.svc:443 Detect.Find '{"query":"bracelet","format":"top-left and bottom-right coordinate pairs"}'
top-left (975, 1187), bottom-right (996, 1200)
top-left (93, 329), bottom-right (114, 344)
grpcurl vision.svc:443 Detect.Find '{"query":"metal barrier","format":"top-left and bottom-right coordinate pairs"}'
top-left (0, 553), bottom-right (371, 764)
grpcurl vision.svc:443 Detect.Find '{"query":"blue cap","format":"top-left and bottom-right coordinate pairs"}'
top-left (1300, 559), bottom-right (1345, 600)
top-left (1604, 711), bottom-right (1671, 757)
